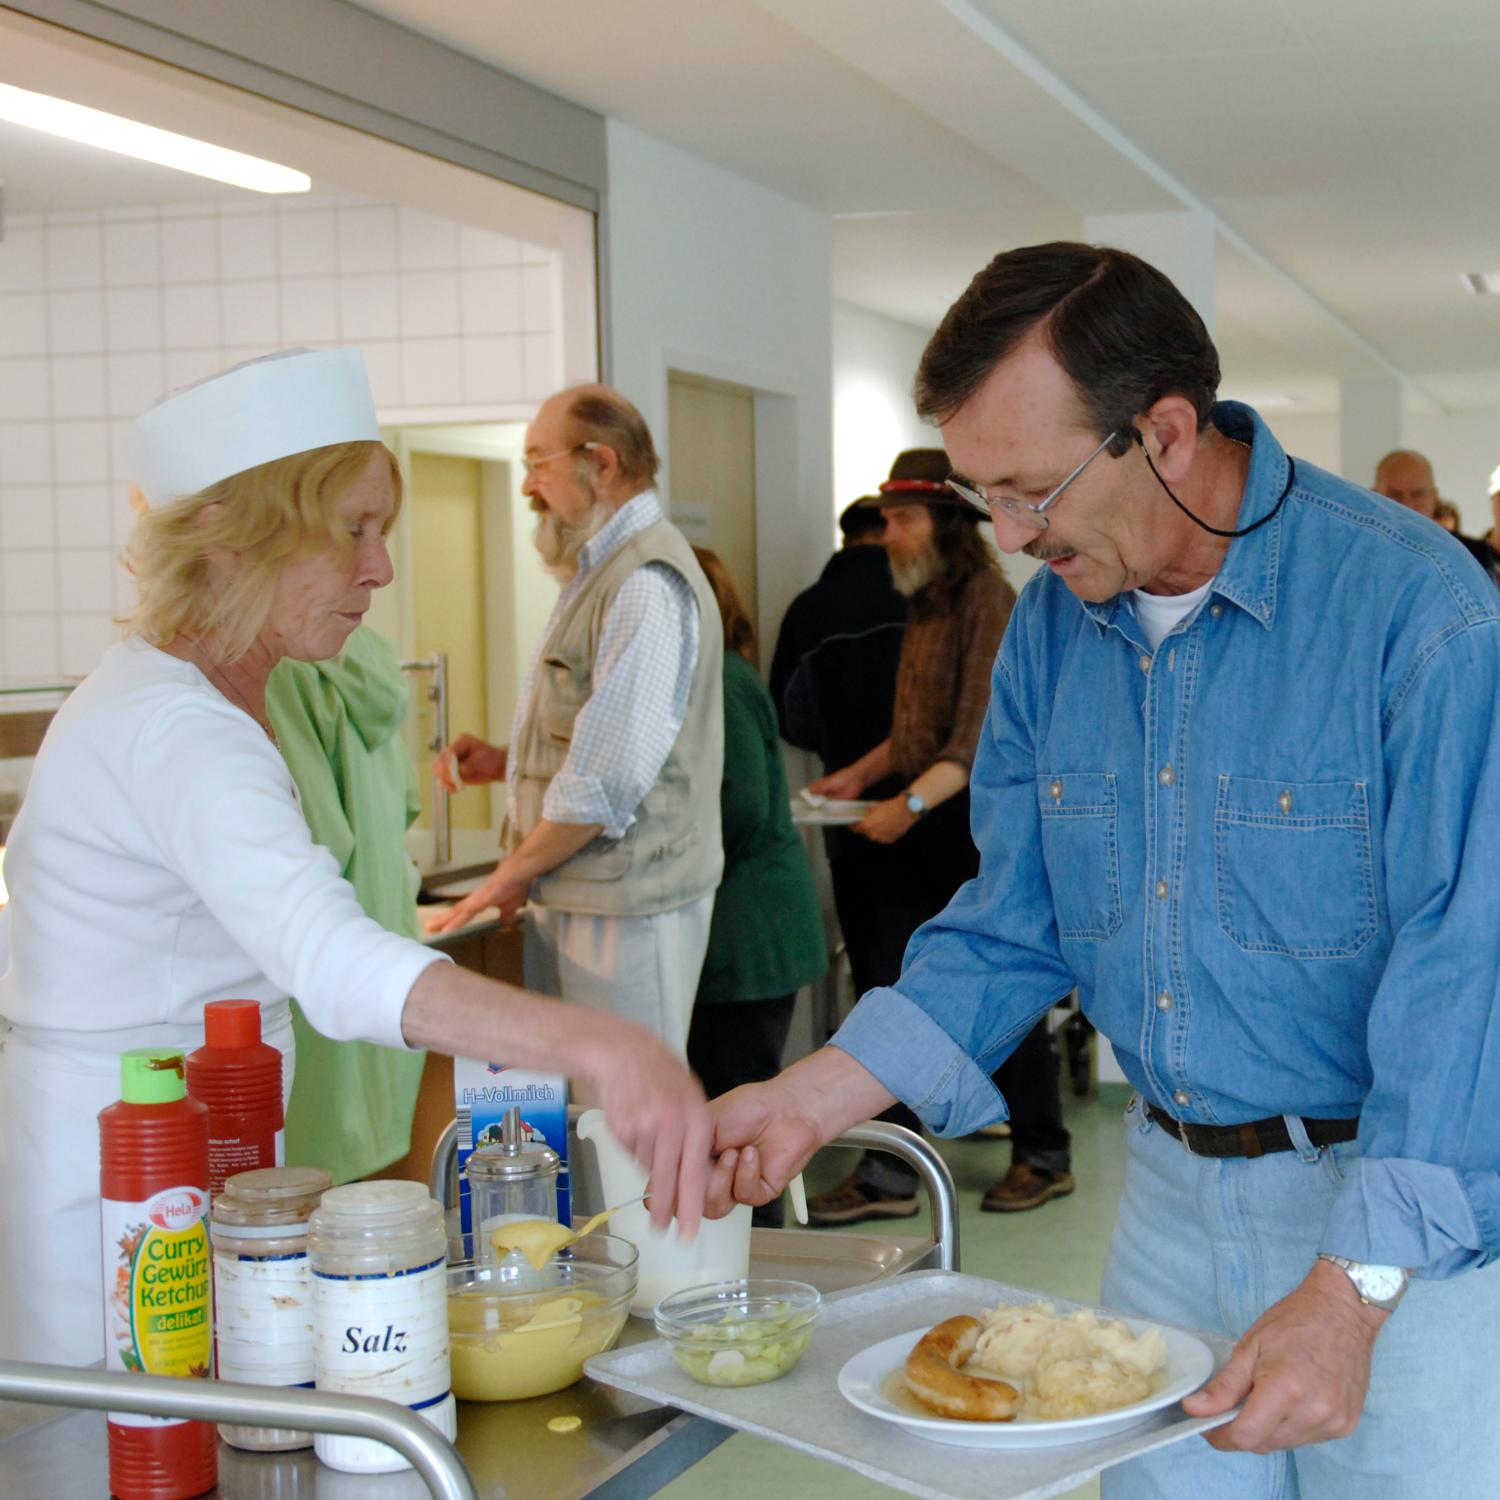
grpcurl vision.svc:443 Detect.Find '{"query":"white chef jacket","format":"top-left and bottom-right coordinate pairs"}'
top-left (0, 637), bottom-right (445, 1364)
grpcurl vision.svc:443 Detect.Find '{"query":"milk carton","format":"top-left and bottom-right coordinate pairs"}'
top-left (452, 1059), bottom-right (569, 1253)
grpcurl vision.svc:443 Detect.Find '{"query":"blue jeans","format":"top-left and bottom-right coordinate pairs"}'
top-left (1101, 1095), bottom-right (1500, 1500)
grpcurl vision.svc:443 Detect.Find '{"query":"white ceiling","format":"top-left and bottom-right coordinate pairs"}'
top-left (5, 1), bottom-right (1498, 415)
top-left (349, 0), bottom-right (1500, 415)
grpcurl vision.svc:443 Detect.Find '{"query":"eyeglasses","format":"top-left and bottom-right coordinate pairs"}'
top-left (522, 441), bottom-right (597, 478)
top-left (946, 430), bottom-right (1122, 532)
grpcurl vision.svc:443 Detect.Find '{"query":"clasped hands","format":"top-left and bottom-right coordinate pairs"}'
top-left (701, 1072), bottom-right (1387, 1456)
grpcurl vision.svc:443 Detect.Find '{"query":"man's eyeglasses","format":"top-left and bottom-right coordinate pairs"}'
top-left (522, 441), bottom-right (597, 478)
top-left (946, 430), bottom-right (1122, 531)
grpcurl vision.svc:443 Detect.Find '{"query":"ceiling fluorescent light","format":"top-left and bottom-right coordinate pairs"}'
top-left (0, 84), bottom-right (310, 194)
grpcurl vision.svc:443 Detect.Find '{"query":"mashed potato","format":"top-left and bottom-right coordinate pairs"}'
top-left (967, 1302), bottom-right (1166, 1420)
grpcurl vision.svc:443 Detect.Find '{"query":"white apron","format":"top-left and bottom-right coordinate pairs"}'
top-left (0, 1008), bottom-right (295, 1366)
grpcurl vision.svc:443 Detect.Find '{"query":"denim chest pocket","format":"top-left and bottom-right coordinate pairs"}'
top-left (1037, 771), bottom-right (1122, 941)
top-left (1214, 775), bottom-right (1376, 958)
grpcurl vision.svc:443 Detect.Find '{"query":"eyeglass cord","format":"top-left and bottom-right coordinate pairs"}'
top-left (1132, 428), bottom-right (1295, 540)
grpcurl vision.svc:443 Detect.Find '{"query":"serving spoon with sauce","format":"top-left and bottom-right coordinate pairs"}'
top-left (493, 1169), bottom-right (809, 1271)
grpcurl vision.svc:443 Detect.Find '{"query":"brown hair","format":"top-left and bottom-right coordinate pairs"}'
top-left (915, 242), bottom-right (1220, 443)
top-left (692, 546), bottom-right (756, 661)
top-left (563, 385), bottom-right (660, 488)
top-left (909, 505), bottom-right (1000, 622)
top-left (123, 441), bottom-right (401, 664)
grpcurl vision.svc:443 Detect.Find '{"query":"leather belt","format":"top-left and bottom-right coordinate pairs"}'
top-left (1145, 1101), bottom-right (1359, 1159)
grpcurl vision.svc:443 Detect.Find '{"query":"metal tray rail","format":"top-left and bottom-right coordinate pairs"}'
top-left (429, 1112), bottom-right (961, 1272)
top-left (0, 1360), bottom-right (477, 1500)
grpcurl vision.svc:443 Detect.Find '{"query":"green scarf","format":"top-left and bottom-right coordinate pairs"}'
top-left (266, 626), bottom-right (427, 1184)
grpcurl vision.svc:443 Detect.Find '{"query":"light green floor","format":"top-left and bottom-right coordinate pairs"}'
top-left (658, 1087), bottom-right (1130, 1500)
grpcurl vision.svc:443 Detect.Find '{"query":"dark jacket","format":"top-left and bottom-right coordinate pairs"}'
top-left (1457, 532), bottom-right (1500, 590)
top-left (769, 544), bottom-right (907, 737)
top-left (695, 653), bottom-right (828, 1004)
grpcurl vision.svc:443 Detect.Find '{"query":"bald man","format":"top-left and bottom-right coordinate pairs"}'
top-left (1373, 450), bottom-right (1500, 586)
top-left (430, 385), bottom-right (724, 1057)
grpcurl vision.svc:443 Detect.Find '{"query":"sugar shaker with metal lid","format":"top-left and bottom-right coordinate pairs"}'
top-left (466, 1105), bottom-right (561, 1263)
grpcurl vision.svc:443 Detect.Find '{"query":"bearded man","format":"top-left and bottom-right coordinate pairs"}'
top-left (431, 385), bottom-right (724, 1057)
top-left (803, 452), bottom-right (1073, 1223)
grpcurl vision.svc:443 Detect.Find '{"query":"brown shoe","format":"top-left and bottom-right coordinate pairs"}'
top-left (980, 1164), bottom-right (1075, 1213)
top-left (806, 1173), bottom-right (919, 1226)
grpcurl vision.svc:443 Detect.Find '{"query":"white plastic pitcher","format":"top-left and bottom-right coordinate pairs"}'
top-left (575, 1108), bottom-right (751, 1315)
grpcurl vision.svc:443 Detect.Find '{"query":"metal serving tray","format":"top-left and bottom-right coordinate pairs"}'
top-left (585, 1269), bottom-right (1236, 1500)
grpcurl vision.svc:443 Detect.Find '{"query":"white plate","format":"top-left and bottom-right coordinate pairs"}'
top-left (837, 1319), bottom-right (1216, 1450)
top-left (789, 798), bottom-right (876, 825)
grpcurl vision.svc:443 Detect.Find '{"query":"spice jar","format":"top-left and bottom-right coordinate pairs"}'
top-left (466, 1105), bottom-right (561, 1264)
top-left (307, 1181), bottom-right (455, 1474)
top-left (211, 1166), bottom-right (332, 1451)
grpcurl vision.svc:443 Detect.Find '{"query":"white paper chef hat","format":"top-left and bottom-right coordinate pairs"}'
top-left (131, 347), bottom-right (380, 506)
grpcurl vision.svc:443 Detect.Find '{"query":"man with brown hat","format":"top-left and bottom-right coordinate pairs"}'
top-left (804, 449), bottom-right (1074, 1222)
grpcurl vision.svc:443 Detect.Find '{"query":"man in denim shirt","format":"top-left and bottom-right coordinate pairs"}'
top-left (708, 243), bottom-right (1500, 1497)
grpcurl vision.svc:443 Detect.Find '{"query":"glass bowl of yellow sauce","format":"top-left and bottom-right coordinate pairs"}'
top-left (446, 1234), bottom-right (636, 1401)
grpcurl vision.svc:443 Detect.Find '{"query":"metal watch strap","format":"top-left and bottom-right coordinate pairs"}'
top-left (1317, 1253), bottom-right (1408, 1312)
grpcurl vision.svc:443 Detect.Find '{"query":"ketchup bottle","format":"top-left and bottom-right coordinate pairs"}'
top-left (186, 1000), bottom-right (284, 1197)
top-left (99, 1049), bottom-right (217, 1500)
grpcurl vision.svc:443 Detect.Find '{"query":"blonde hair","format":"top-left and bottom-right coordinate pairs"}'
top-left (122, 441), bottom-right (401, 664)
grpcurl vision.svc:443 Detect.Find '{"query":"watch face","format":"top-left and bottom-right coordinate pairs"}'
top-left (1353, 1264), bottom-right (1407, 1304)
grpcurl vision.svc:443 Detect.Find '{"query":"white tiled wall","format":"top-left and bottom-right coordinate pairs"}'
top-left (0, 193), bottom-right (562, 681)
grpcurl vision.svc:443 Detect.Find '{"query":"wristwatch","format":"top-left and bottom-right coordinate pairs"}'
top-left (1317, 1254), bottom-right (1409, 1313)
top-left (904, 790), bottom-right (928, 819)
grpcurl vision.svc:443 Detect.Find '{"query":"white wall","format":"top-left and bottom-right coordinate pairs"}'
top-left (832, 299), bottom-right (937, 522)
top-left (1258, 408), bottom-right (1500, 538)
top-left (0, 192), bottom-right (562, 682)
top-left (602, 119), bottom-right (833, 645)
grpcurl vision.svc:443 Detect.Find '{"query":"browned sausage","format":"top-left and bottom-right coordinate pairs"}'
top-left (903, 1315), bottom-right (1020, 1421)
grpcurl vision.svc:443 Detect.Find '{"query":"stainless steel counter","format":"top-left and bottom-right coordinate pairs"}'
top-left (0, 1227), bottom-right (941, 1500)
top-left (0, 1121), bottom-right (957, 1498)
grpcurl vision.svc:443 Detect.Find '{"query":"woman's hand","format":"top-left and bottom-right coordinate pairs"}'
top-left (587, 1021), bottom-right (713, 1237)
top-left (434, 734), bottom-right (507, 793)
top-left (853, 795), bottom-right (918, 844)
top-left (809, 764), bottom-right (868, 801)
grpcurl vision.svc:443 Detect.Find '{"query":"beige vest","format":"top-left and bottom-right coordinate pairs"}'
top-left (507, 516), bottom-right (724, 916)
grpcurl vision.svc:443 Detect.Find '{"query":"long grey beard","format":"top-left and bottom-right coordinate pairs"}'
top-left (890, 547), bottom-right (939, 597)
top-left (533, 497), bottom-right (612, 578)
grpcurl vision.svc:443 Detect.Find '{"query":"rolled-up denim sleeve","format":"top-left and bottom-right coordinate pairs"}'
top-left (1320, 618), bottom-right (1500, 1276)
top-left (830, 630), bottom-right (1077, 1136)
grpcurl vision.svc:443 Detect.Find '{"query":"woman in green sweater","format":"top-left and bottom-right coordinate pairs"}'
top-left (689, 548), bottom-right (827, 1226)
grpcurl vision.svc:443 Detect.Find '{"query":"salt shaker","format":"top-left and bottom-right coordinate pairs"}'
top-left (307, 1181), bottom-right (455, 1473)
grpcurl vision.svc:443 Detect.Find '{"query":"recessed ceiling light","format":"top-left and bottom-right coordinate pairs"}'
top-left (1460, 271), bottom-right (1500, 295)
top-left (0, 83), bottom-right (310, 194)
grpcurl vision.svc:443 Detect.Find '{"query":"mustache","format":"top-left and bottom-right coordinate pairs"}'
top-left (1024, 540), bottom-right (1075, 562)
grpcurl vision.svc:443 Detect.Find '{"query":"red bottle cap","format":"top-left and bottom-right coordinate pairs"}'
top-left (204, 998), bottom-right (263, 1049)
